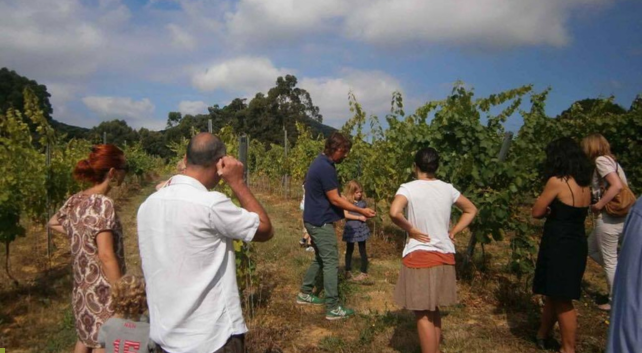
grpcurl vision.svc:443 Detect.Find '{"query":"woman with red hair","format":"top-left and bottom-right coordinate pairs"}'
top-left (49, 144), bottom-right (128, 353)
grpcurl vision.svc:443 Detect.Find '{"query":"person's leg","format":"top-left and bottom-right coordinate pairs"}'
top-left (300, 224), bottom-right (323, 294)
top-left (358, 241), bottom-right (368, 274)
top-left (74, 341), bottom-right (90, 353)
top-left (345, 242), bottom-right (355, 272)
top-left (552, 299), bottom-right (577, 353)
top-left (313, 224), bottom-right (340, 309)
top-left (597, 219), bottom-right (624, 303)
top-left (587, 219), bottom-right (604, 266)
top-left (209, 334), bottom-right (245, 353)
top-left (414, 310), bottom-right (439, 353)
top-left (434, 308), bottom-right (442, 352)
top-left (537, 296), bottom-right (557, 339)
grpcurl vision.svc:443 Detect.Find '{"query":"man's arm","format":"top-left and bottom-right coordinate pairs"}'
top-left (217, 156), bottom-right (274, 242)
top-left (326, 189), bottom-right (376, 218)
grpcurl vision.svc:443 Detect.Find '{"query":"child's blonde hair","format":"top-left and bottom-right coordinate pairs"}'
top-left (343, 180), bottom-right (364, 204)
top-left (110, 275), bottom-right (148, 320)
top-left (581, 133), bottom-right (615, 162)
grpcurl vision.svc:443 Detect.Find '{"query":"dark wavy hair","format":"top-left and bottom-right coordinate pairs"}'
top-left (323, 132), bottom-right (352, 156)
top-left (543, 137), bottom-right (592, 187)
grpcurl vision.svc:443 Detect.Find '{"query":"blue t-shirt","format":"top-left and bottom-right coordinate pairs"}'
top-left (303, 154), bottom-right (344, 226)
top-left (606, 196), bottom-right (642, 353)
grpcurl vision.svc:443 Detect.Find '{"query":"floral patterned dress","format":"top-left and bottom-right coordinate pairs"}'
top-left (56, 193), bottom-right (126, 348)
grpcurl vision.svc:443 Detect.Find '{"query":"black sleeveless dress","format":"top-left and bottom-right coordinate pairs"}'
top-left (533, 195), bottom-right (588, 300)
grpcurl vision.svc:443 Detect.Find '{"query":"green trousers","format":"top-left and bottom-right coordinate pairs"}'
top-left (300, 222), bottom-right (339, 309)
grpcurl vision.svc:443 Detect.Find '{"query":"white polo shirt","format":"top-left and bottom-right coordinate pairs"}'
top-left (137, 175), bottom-right (259, 353)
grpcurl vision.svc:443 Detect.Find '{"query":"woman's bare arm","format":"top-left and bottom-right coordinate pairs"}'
top-left (449, 195), bottom-right (477, 239)
top-left (47, 215), bottom-right (65, 235)
top-left (96, 231), bottom-right (122, 285)
top-left (389, 194), bottom-right (430, 243)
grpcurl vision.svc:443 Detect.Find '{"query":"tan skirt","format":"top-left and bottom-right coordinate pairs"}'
top-left (394, 264), bottom-right (457, 311)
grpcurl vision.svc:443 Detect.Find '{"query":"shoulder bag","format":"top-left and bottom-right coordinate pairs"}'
top-left (601, 159), bottom-right (636, 217)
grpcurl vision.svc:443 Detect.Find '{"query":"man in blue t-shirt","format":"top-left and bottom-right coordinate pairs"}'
top-left (296, 132), bottom-right (376, 320)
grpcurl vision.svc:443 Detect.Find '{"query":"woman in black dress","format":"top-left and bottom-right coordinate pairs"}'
top-left (532, 138), bottom-right (592, 353)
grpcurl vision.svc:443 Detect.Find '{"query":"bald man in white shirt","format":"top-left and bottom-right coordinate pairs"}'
top-left (137, 133), bottom-right (273, 353)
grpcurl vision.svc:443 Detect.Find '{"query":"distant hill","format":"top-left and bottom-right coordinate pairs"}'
top-left (302, 116), bottom-right (337, 137)
top-left (50, 119), bottom-right (90, 140)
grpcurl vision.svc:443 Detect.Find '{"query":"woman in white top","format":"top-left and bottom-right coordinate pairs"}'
top-left (581, 133), bottom-right (630, 311)
top-left (390, 147), bottom-right (477, 353)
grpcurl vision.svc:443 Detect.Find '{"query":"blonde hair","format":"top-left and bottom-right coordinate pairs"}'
top-left (343, 180), bottom-right (364, 204)
top-left (581, 133), bottom-right (615, 163)
top-left (110, 275), bottom-right (148, 320)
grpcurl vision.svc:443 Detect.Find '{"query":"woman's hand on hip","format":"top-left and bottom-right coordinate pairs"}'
top-left (409, 227), bottom-right (430, 243)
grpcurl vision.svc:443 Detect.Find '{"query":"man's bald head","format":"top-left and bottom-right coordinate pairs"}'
top-left (186, 132), bottom-right (227, 167)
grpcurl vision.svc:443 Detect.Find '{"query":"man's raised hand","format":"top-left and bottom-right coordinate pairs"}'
top-left (216, 156), bottom-right (244, 184)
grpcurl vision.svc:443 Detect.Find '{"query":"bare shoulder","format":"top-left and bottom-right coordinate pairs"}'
top-left (544, 176), bottom-right (565, 189)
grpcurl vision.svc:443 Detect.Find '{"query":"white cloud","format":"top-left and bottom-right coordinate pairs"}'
top-left (178, 100), bottom-right (209, 115)
top-left (167, 23), bottom-right (197, 50)
top-left (343, 0), bottom-right (570, 47)
top-left (301, 69), bottom-right (403, 127)
top-left (82, 96), bottom-right (157, 128)
top-left (0, 0), bottom-right (106, 77)
top-left (46, 82), bottom-right (83, 119)
top-left (191, 57), bottom-right (291, 94)
top-left (223, 0), bottom-right (613, 48)
top-left (226, 0), bottom-right (346, 42)
top-left (177, 0), bottom-right (227, 32)
top-left (99, 3), bottom-right (132, 26)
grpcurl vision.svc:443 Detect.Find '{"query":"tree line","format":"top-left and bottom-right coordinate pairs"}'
top-left (0, 68), bottom-right (335, 159)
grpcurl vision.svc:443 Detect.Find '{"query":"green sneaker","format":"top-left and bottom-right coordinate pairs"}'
top-left (325, 305), bottom-right (355, 320)
top-left (296, 292), bottom-right (324, 306)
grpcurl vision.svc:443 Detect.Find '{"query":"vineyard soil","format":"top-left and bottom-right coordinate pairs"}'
top-left (1, 178), bottom-right (611, 353)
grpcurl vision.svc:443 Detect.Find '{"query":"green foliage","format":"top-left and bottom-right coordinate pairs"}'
top-left (285, 122), bottom-right (324, 181)
top-left (123, 142), bottom-right (165, 178)
top-left (0, 87), bottom-right (162, 280)
top-left (0, 67), bottom-right (53, 123)
top-left (318, 336), bottom-right (346, 351)
top-left (0, 89), bottom-right (48, 247)
top-left (166, 111), bottom-right (183, 128)
top-left (88, 119), bottom-right (139, 147)
top-left (47, 138), bottom-right (93, 209)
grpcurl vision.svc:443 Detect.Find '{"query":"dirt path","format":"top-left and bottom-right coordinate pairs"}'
top-left (0, 182), bottom-right (611, 353)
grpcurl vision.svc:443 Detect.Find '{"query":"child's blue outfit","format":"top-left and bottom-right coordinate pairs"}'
top-left (343, 200), bottom-right (370, 274)
top-left (343, 200), bottom-right (370, 242)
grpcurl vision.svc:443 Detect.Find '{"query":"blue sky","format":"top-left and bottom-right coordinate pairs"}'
top-left (1, 0), bottom-right (640, 132)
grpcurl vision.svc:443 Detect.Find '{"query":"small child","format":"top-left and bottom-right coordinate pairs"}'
top-left (156, 158), bottom-right (186, 190)
top-left (342, 180), bottom-right (370, 281)
top-left (299, 178), bottom-right (314, 252)
top-left (98, 275), bottom-right (156, 353)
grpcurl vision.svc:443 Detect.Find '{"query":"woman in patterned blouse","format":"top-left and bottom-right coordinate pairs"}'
top-left (49, 144), bottom-right (128, 353)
